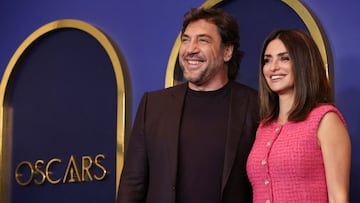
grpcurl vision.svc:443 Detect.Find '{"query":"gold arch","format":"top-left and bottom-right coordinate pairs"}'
top-left (282, 0), bottom-right (329, 78)
top-left (165, 0), bottom-right (329, 87)
top-left (0, 19), bottom-right (126, 202)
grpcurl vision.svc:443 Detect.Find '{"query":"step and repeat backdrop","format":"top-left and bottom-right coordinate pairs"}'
top-left (1, 0), bottom-right (344, 202)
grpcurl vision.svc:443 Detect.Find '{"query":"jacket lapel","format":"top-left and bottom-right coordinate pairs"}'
top-left (164, 83), bottom-right (188, 185)
top-left (221, 83), bottom-right (249, 193)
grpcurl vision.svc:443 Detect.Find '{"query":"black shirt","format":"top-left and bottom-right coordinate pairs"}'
top-left (176, 82), bottom-right (231, 203)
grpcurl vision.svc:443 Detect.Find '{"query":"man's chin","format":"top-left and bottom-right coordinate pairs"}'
top-left (184, 76), bottom-right (199, 83)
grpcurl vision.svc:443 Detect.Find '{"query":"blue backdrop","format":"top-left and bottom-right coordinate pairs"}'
top-left (1, 0), bottom-right (359, 201)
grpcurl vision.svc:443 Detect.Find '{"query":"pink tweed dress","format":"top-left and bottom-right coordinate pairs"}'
top-left (246, 104), bottom-right (346, 203)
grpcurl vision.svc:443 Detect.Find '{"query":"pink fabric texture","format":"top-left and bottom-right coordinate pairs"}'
top-left (246, 104), bottom-right (346, 202)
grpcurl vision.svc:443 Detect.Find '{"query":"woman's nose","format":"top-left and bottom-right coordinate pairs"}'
top-left (269, 60), bottom-right (279, 72)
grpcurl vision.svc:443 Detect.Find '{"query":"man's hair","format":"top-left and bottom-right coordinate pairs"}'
top-left (258, 29), bottom-right (332, 124)
top-left (181, 8), bottom-right (243, 80)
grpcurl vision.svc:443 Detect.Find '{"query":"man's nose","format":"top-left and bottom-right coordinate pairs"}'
top-left (186, 40), bottom-right (199, 54)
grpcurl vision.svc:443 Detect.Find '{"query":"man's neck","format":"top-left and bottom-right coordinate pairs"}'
top-left (188, 78), bottom-right (229, 91)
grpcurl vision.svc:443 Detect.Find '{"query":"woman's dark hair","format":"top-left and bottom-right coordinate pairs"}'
top-left (259, 29), bottom-right (332, 124)
top-left (181, 8), bottom-right (243, 80)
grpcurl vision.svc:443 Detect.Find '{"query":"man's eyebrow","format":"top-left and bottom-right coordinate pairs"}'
top-left (182, 33), bottom-right (212, 39)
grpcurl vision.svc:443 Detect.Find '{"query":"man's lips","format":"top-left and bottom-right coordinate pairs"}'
top-left (187, 60), bottom-right (202, 65)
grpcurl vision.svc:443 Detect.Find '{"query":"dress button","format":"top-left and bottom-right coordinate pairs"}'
top-left (265, 200), bottom-right (270, 203)
top-left (261, 159), bottom-right (267, 166)
top-left (275, 127), bottom-right (280, 132)
top-left (264, 179), bottom-right (269, 186)
top-left (266, 141), bottom-right (271, 147)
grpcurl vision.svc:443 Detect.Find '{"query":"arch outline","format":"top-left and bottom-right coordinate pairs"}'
top-left (0, 19), bottom-right (126, 202)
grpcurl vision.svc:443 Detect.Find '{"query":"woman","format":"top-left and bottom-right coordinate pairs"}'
top-left (246, 29), bottom-right (351, 203)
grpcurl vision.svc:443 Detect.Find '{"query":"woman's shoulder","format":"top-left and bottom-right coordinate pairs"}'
top-left (311, 104), bottom-right (340, 116)
top-left (309, 104), bottom-right (346, 125)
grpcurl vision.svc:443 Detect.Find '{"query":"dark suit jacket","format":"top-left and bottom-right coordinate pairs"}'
top-left (117, 81), bottom-right (259, 203)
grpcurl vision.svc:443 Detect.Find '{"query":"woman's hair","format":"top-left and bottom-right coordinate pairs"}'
top-left (181, 8), bottom-right (243, 80)
top-left (259, 29), bottom-right (332, 124)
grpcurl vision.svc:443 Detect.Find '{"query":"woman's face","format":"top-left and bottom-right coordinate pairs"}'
top-left (262, 38), bottom-right (295, 96)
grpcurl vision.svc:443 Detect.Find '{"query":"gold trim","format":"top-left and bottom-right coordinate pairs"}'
top-left (0, 19), bottom-right (125, 202)
top-left (165, 0), bottom-right (224, 88)
top-left (282, 0), bottom-right (329, 78)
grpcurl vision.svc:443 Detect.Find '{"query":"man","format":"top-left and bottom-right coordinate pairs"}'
top-left (117, 7), bottom-right (258, 203)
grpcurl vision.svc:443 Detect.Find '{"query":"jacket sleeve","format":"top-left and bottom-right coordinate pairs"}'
top-left (117, 93), bottom-right (149, 203)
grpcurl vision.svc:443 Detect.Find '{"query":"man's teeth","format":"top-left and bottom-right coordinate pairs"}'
top-left (188, 60), bottom-right (201, 65)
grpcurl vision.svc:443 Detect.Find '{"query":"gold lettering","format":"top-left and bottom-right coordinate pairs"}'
top-left (33, 160), bottom-right (46, 185)
top-left (93, 154), bottom-right (107, 180)
top-left (15, 161), bottom-right (34, 186)
top-left (46, 158), bottom-right (62, 184)
top-left (15, 153), bottom-right (108, 186)
top-left (63, 155), bottom-right (81, 183)
top-left (81, 156), bottom-right (93, 181)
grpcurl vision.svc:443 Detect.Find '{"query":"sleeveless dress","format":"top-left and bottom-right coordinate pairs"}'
top-left (246, 104), bottom-right (346, 203)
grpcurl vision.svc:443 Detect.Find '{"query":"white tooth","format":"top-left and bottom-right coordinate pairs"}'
top-left (271, 75), bottom-right (284, 79)
top-left (189, 61), bottom-right (200, 65)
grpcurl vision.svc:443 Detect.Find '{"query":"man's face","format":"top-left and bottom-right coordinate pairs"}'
top-left (179, 19), bottom-right (233, 91)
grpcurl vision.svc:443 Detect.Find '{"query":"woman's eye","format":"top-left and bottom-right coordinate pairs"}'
top-left (280, 56), bottom-right (290, 62)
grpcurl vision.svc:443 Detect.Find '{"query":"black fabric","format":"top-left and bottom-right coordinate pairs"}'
top-left (176, 83), bottom-right (231, 203)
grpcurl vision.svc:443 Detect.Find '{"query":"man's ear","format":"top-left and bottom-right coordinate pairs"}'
top-left (224, 45), bottom-right (234, 62)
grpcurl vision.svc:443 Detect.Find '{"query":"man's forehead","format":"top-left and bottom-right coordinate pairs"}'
top-left (183, 19), bottom-right (220, 38)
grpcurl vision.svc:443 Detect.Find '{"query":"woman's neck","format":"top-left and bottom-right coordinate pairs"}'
top-left (278, 94), bottom-right (295, 124)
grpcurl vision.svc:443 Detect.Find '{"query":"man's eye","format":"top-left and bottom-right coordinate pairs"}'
top-left (199, 38), bottom-right (209, 43)
top-left (181, 38), bottom-right (189, 43)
